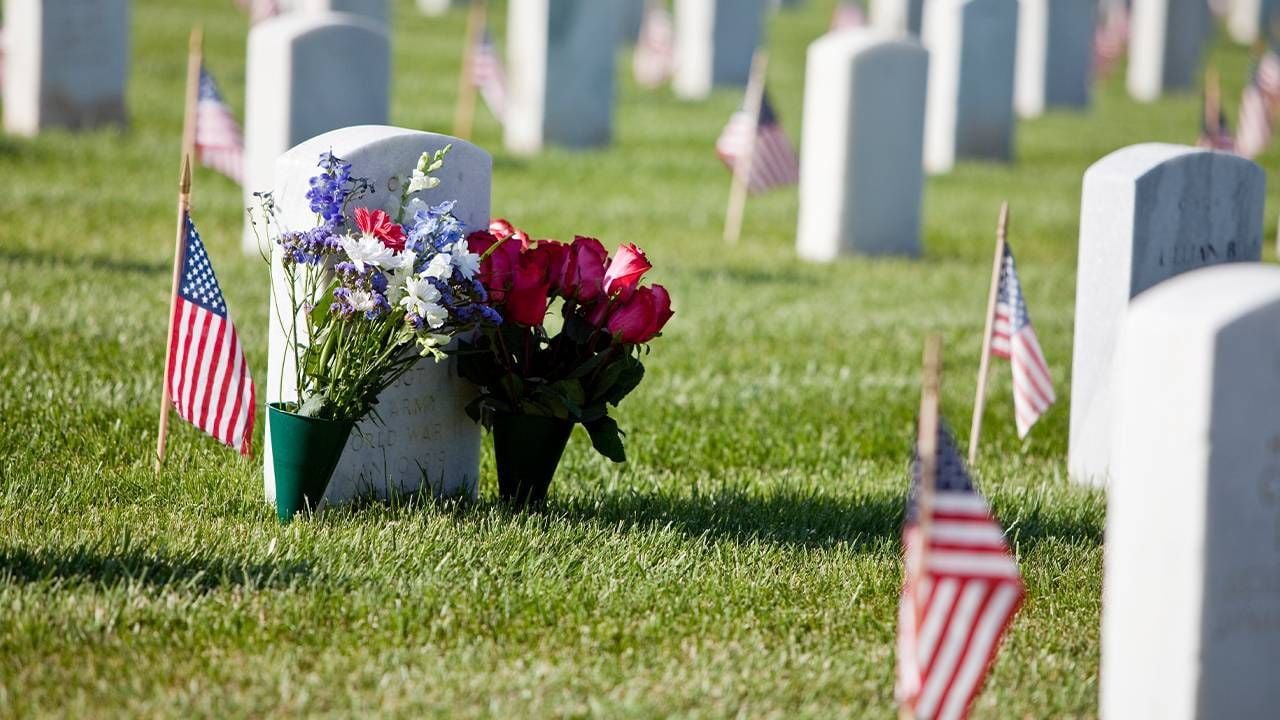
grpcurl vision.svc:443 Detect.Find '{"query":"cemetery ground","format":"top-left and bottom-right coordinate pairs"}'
top-left (1, 2), bottom-right (1276, 717)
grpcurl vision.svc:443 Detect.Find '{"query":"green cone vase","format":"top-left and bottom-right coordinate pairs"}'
top-left (268, 403), bottom-right (354, 523)
top-left (492, 412), bottom-right (574, 506)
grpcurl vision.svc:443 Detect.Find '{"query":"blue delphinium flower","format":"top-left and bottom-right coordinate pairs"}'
top-left (306, 152), bottom-right (354, 227)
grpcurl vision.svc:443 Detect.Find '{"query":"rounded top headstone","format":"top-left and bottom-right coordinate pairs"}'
top-left (249, 9), bottom-right (386, 41)
top-left (808, 27), bottom-right (923, 58)
top-left (1085, 142), bottom-right (1263, 184)
top-left (1127, 264), bottom-right (1280, 329)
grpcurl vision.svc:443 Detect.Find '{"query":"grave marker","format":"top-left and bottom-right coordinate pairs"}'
top-left (796, 30), bottom-right (927, 259)
top-left (2, 0), bottom-right (130, 136)
top-left (1014, 0), bottom-right (1095, 117)
top-left (242, 12), bottom-right (390, 253)
top-left (870, 0), bottom-right (924, 35)
top-left (265, 125), bottom-right (490, 506)
top-left (291, 0), bottom-right (389, 25)
top-left (1103, 263), bottom-right (1280, 718)
top-left (922, 0), bottom-right (1019, 173)
top-left (672, 0), bottom-right (769, 100)
top-left (504, 0), bottom-right (620, 154)
top-left (1070, 144), bottom-right (1265, 485)
top-left (1127, 0), bottom-right (1209, 102)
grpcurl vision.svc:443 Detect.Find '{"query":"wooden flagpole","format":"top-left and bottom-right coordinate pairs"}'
top-left (967, 202), bottom-right (1009, 467)
top-left (723, 49), bottom-right (769, 245)
top-left (156, 156), bottom-right (193, 473)
top-left (453, 0), bottom-right (486, 140)
top-left (1205, 66), bottom-right (1220, 135)
top-left (901, 333), bottom-right (942, 720)
top-left (180, 26), bottom-right (203, 168)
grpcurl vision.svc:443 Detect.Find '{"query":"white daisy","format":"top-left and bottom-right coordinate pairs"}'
top-left (340, 233), bottom-right (397, 273)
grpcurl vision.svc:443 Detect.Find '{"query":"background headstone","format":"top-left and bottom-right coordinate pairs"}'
top-left (1014, 0), bottom-right (1095, 118)
top-left (672, 0), bottom-right (769, 100)
top-left (1228, 0), bottom-right (1280, 44)
top-left (1103, 264), bottom-right (1280, 719)
top-left (922, 0), bottom-right (1019, 174)
top-left (619, 0), bottom-right (647, 43)
top-left (2, 0), bottom-right (130, 136)
top-left (243, 12), bottom-right (390, 253)
top-left (266, 125), bottom-right (490, 506)
top-left (1069, 144), bottom-right (1265, 485)
top-left (797, 30), bottom-right (927, 260)
top-left (289, 0), bottom-right (390, 25)
top-left (1127, 0), bottom-right (1209, 102)
top-left (505, 0), bottom-right (620, 154)
top-left (417, 0), bottom-right (455, 15)
top-left (871, 0), bottom-right (925, 35)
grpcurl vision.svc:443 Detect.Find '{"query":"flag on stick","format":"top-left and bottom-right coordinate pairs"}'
top-left (470, 25), bottom-right (507, 120)
top-left (990, 242), bottom-right (1055, 439)
top-left (236, 0), bottom-right (281, 23)
top-left (1092, 3), bottom-right (1128, 82)
top-left (716, 90), bottom-right (799, 195)
top-left (633, 0), bottom-right (675, 89)
top-left (830, 0), bottom-right (867, 31)
top-left (1198, 69), bottom-right (1236, 152)
top-left (195, 67), bottom-right (246, 184)
top-left (1235, 52), bottom-right (1280, 158)
top-left (897, 371), bottom-right (1025, 720)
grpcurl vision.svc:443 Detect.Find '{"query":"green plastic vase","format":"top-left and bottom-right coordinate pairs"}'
top-left (268, 403), bottom-right (354, 523)
top-left (491, 412), bottom-right (574, 506)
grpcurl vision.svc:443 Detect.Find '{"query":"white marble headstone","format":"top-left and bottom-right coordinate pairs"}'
top-left (1014, 0), bottom-right (1094, 118)
top-left (1127, 0), bottom-right (1209, 102)
top-left (796, 30), bottom-right (927, 260)
top-left (1227, 0), bottom-right (1279, 44)
top-left (871, 0), bottom-right (924, 35)
top-left (1103, 264), bottom-right (1280, 719)
top-left (417, 0), bottom-right (455, 15)
top-left (243, 12), bottom-right (390, 253)
top-left (289, 0), bottom-right (390, 25)
top-left (922, 0), bottom-right (1019, 174)
top-left (265, 125), bottom-right (490, 505)
top-left (1070, 144), bottom-right (1265, 486)
top-left (504, 0), bottom-right (620, 155)
top-left (672, 0), bottom-right (769, 100)
top-left (619, 0), bottom-right (647, 43)
top-left (2, 0), bottom-right (130, 136)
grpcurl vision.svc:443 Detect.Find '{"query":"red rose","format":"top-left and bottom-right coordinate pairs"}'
top-left (602, 243), bottom-right (652, 299)
top-left (489, 218), bottom-right (531, 250)
top-left (505, 256), bottom-right (552, 326)
top-left (354, 207), bottom-right (406, 252)
top-left (607, 284), bottom-right (673, 344)
top-left (558, 235), bottom-right (609, 304)
top-left (527, 240), bottom-right (569, 295)
top-left (467, 230), bottom-right (520, 301)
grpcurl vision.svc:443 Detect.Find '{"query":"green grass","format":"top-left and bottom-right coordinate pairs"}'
top-left (0, 1), bottom-right (1275, 717)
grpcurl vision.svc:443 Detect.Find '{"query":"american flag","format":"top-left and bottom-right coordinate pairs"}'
top-left (896, 424), bottom-right (1025, 720)
top-left (1198, 83), bottom-right (1236, 152)
top-left (236, 0), bottom-right (281, 23)
top-left (470, 26), bottom-right (507, 121)
top-left (633, 0), bottom-right (674, 89)
top-left (1092, 4), bottom-right (1128, 82)
top-left (196, 67), bottom-right (246, 185)
top-left (715, 91), bottom-right (799, 194)
top-left (990, 244), bottom-right (1055, 438)
top-left (167, 215), bottom-right (256, 456)
top-left (1235, 52), bottom-right (1280, 158)
top-left (830, 0), bottom-right (866, 31)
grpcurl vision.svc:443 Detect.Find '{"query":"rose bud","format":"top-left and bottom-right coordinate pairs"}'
top-left (607, 284), bottom-right (673, 344)
top-left (504, 258), bottom-right (553, 326)
top-left (558, 235), bottom-right (610, 304)
top-left (602, 243), bottom-right (652, 300)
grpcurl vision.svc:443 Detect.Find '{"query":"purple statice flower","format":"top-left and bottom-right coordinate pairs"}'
top-left (306, 152), bottom-right (354, 227)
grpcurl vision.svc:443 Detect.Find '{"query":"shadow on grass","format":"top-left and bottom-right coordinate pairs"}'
top-left (534, 487), bottom-right (1105, 554)
top-left (0, 247), bottom-right (169, 277)
top-left (0, 544), bottom-right (312, 592)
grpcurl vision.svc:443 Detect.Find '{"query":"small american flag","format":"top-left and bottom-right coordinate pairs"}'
top-left (236, 0), bottom-right (281, 23)
top-left (196, 67), bottom-right (246, 185)
top-left (990, 244), bottom-right (1054, 438)
top-left (830, 0), bottom-right (866, 31)
top-left (470, 26), bottom-right (507, 121)
top-left (896, 424), bottom-right (1025, 720)
top-left (633, 0), bottom-right (674, 90)
top-left (1198, 83), bottom-right (1236, 152)
top-left (1236, 52), bottom-right (1280, 158)
top-left (1092, 4), bottom-right (1128, 82)
top-left (167, 215), bottom-right (256, 456)
top-left (716, 91), bottom-right (799, 194)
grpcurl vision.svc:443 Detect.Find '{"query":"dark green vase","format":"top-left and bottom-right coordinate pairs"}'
top-left (492, 412), bottom-right (574, 506)
top-left (268, 403), bottom-right (354, 523)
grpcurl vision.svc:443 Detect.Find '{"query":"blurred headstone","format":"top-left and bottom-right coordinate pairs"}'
top-left (1127, 0), bottom-right (1208, 101)
top-left (672, 0), bottom-right (769, 99)
top-left (1014, 0), bottom-right (1095, 117)
top-left (291, 0), bottom-right (389, 25)
top-left (870, 0), bottom-right (924, 35)
top-left (417, 0), bottom-right (456, 15)
top-left (1070, 144), bottom-right (1265, 485)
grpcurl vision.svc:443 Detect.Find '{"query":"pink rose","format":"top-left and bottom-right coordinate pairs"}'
top-left (354, 207), bottom-right (406, 252)
top-left (527, 240), bottom-right (569, 295)
top-left (607, 284), bottom-right (673, 344)
top-left (505, 256), bottom-right (553, 326)
top-left (488, 218), bottom-right (531, 250)
top-left (602, 243), bottom-right (652, 300)
top-left (558, 235), bottom-right (609, 304)
top-left (467, 230), bottom-right (520, 301)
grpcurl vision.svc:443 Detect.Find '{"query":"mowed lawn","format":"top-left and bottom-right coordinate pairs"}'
top-left (1, 1), bottom-right (1275, 717)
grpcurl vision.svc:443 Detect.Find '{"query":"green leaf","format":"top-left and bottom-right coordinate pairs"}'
top-left (604, 356), bottom-right (645, 406)
top-left (585, 416), bottom-right (626, 463)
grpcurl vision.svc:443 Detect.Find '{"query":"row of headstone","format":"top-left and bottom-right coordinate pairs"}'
top-left (1127, 0), bottom-right (1210, 102)
top-left (279, 0), bottom-right (388, 25)
top-left (2, 0), bottom-right (131, 136)
top-left (1227, 0), bottom-right (1280, 43)
top-left (672, 0), bottom-right (769, 100)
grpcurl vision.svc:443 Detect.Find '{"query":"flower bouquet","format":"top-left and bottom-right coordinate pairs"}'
top-left (457, 220), bottom-right (673, 505)
top-left (259, 149), bottom-right (499, 521)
